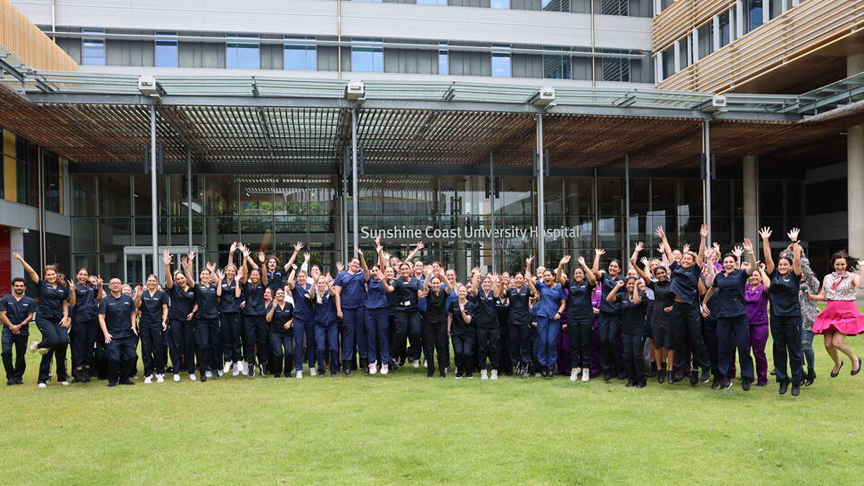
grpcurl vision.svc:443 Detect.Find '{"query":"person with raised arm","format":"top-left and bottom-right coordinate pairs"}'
top-left (745, 264), bottom-right (770, 387)
top-left (468, 272), bottom-right (502, 380)
top-left (526, 259), bottom-right (566, 379)
top-left (136, 273), bottom-right (168, 384)
top-left (701, 238), bottom-right (758, 391)
top-left (808, 250), bottom-right (864, 379)
top-left (419, 269), bottom-right (449, 378)
top-left (448, 284), bottom-right (476, 379)
top-left (219, 243), bottom-right (244, 376)
top-left (333, 249), bottom-right (368, 376)
top-left (266, 287), bottom-right (294, 378)
top-left (287, 255), bottom-right (315, 378)
top-left (190, 258), bottom-right (222, 381)
top-left (70, 267), bottom-right (102, 383)
top-left (13, 253), bottom-right (74, 387)
top-left (606, 276), bottom-right (647, 387)
top-left (163, 250), bottom-right (198, 382)
top-left (310, 274), bottom-right (338, 377)
top-left (760, 227), bottom-right (805, 396)
top-left (506, 263), bottom-right (535, 377)
top-left (655, 225), bottom-right (711, 386)
top-left (556, 253), bottom-right (597, 382)
top-left (98, 277), bottom-right (138, 386)
top-left (633, 251), bottom-right (674, 384)
top-left (361, 245), bottom-right (393, 375)
top-left (240, 244), bottom-right (268, 378)
top-left (591, 247), bottom-right (625, 382)
top-left (390, 260), bottom-right (422, 370)
top-left (0, 278), bottom-right (35, 385)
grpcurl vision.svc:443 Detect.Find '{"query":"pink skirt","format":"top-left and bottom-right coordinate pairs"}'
top-left (813, 300), bottom-right (864, 336)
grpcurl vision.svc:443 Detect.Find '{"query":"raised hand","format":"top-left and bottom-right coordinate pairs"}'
top-left (294, 241), bottom-right (304, 252)
top-left (712, 242), bottom-right (721, 256)
top-left (215, 269), bottom-right (225, 281)
top-left (742, 238), bottom-right (753, 253)
top-left (787, 227), bottom-right (800, 242)
top-left (415, 242), bottom-right (425, 250)
top-left (577, 256), bottom-right (587, 266)
top-left (732, 246), bottom-right (744, 258)
top-left (206, 261), bottom-right (216, 273)
top-left (594, 249), bottom-right (606, 257)
top-left (640, 257), bottom-right (649, 267)
top-left (700, 224), bottom-right (709, 238)
top-left (758, 262), bottom-right (766, 272)
top-left (560, 255), bottom-right (572, 265)
top-left (163, 250), bottom-right (172, 266)
top-left (682, 243), bottom-right (691, 254)
top-left (654, 226), bottom-right (665, 239)
top-left (336, 262), bottom-right (344, 273)
top-left (374, 236), bottom-right (381, 246)
top-left (759, 226), bottom-right (772, 240)
top-left (12, 252), bottom-right (22, 261)
top-left (257, 251), bottom-right (266, 263)
top-left (187, 251), bottom-right (196, 262)
top-left (302, 252), bottom-right (310, 262)
top-left (634, 241), bottom-right (644, 253)
top-left (229, 242), bottom-right (237, 253)
top-left (356, 247), bottom-right (363, 256)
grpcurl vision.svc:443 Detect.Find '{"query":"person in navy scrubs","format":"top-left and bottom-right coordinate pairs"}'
top-left (0, 278), bottom-right (35, 385)
top-left (135, 274), bottom-right (169, 384)
top-left (448, 284), bottom-right (475, 379)
top-left (526, 260), bottom-right (567, 379)
top-left (334, 251), bottom-right (368, 375)
top-left (188, 258), bottom-right (223, 381)
top-left (555, 254), bottom-right (597, 382)
top-left (606, 277), bottom-right (647, 387)
top-left (219, 251), bottom-right (243, 377)
top-left (311, 275), bottom-right (338, 377)
top-left (240, 245), bottom-right (269, 378)
top-left (287, 264), bottom-right (315, 378)
top-left (761, 226), bottom-right (805, 396)
top-left (506, 271), bottom-right (535, 377)
top-left (163, 250), bottom-right (198, 383)
top-left (391, 262), bottom-right (421, 370)
top-left (266, 287), bottom-right (294, 378)
top-left (590, 248), bottom-right (625, 381)
top-left (701, 239), bottom-right (758, 391)
top-left (360, 246), bottom-right (393, 375)
top-left (421, 273), bottom-right (449, 378)
top-left (98, 277), bottom-right (137, 386)
top-left (14, 252), bottom-right (75, 387)
top-left (469, 273), bottom-right (502, 380)
top-left (70, 268), bottom-right (103, 383)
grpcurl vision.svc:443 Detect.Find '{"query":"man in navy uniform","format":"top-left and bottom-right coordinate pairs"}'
top-left (98, 278), bottom-right (138, 386)
top-left (0, 278), bottom-right (35, 385)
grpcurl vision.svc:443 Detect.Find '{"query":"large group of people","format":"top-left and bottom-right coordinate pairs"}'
top-left (2, 225), bottom-right (863, 396)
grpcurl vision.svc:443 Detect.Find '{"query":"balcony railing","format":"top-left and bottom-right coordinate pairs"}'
top-left (656, 0), bottom-right (864, 93)
top-left (0, 0), bottom-right (76, 72)
top-left (653, 0), bottom-right (735, 54)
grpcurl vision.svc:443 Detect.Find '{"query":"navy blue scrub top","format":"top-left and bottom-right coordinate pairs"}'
top-left (99, 293), bottom-right (135, 339)
top-left (313, 292), bottom-right (336, 324)
top-left (72, 283), bottom-right (98, 323)
top-left (392, 277), bottom-right (421, 312)
top-left (469, 290), bottom-right (497, 328)
top-left (535, 281), bottom-right (565, 318)
top-left (565, 278), bottom-right (594, 319)
top-left (507, 286), bottom-right (532, 325)
top-left (37, 281), bottom-right (69, 323)
top-left (291, 283), bottom-right (314, 321)
top-left (619, 291), bottom-right (648, 335)
top-left (448, 300), bottom-right (475, 335)
top-left (242, 281), bottom-right (266, 316)
top-left (334, 270), bottom-right (367, 310)
top-left (220, 279), bottom-right (240, 314)
top-left (139, 289), bottom-right (168, 326)
top-left (768, 269), bottom-right (802, 317)
top-left (669, 262), bottom-right (701, 305)
top-left (0, 294), bottom-right (35, 333)
top-left (711, 269), bottom-right (749, 318)
top-left (168, 284), bottom-right (196, 320)
top-left (268, 301), bottom-right (295, 333)
top-left (365, 278), bottom-right (388, 310)
top-left (599, 273), bottom-right (624, 314)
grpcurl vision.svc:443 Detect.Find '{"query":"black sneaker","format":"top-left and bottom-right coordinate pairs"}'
top-left (804, 368), bottom-right (815, 386)
top-left (617, 372), bottom-right (627, 380)
top-left (343, 362), bottom-right (352, 376)
top-left (330, 370), bottom-right (338, 377)
top-left (636, 381), bottom-right (646, 388)
top-left (249, 366), bottom-right (256, 379)
top-left (625, 380), bottom-right (633, 387)
top-left (711, 379), bottom-right (721, 390)
top-left (439, 372), bottom-right (446, 378)
top-left (317, 372), bottom-right (325, 378)
top-left (722, 378), bottom-right (733, 390)
top-left (15, 377), bottom-right (23, 385)
top-left (742, 379), bottom-right (751, 391)
top-left (7, 379), bottom-right (15, 386)
top-left (200, 373), bottom-right (207, 382)
top-left (791, 383), bottom-right (801, 396)
top-left (120, 380), bottom-right (135, 386)
top-left (689, 370), bottom-right (699, 385)
top-left (779, 380), bottom-right (789, 395)
top-left (603, 371), bottom-right (612, 382)
top-left (108, 381), bottom-right (117, 387)
top-left (657, 370), bottom-right (666, 384)
top-left (700, 368), bottom-right (711, 383)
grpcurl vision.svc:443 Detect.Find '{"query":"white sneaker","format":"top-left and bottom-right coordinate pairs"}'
top-left (38, 382), bottom-right (47, 388)
top-left (205, 371), bottom-right (212, 378)
top-left (481, 369), bottom-right (488, 380)
top-left (232, 363), bottom-right (240, 376)
top-left (570, 370), bottom-right (579, 382)
top-left (582, 369), bottom-right (590, 382)
top-left (413, 360), bottom-right (420, 369)
top-left (309, 368), bottom-right (317, 377)
top-left (30, 340), bottom-right (41, 353)
top-left (173, 374), bottom-right (180, 382)
top-left (381, 364), bottom-right (389, 375)
top-left (216, 370), bottom-right (223, 378)
top-left (59, 381), bottom-right (70, 386)
top-left (369, 363), bottom-right (378, 375)
top-left (223, 361), bottom-right (232, 374)
top-left (144, 375), bottom-right (152, 384)
top-left (491, 370), bottom-right (498, 380)
top-left (189, 373), bottom-right (197, 381)
top-left (240, 362), bottom-right (249, 376)
top-left (296, 370), bottom-right (303, 379)
top-left (574, 367), bottom-right (582, 375)
top-left (156, 374), bottom-right (165, 383)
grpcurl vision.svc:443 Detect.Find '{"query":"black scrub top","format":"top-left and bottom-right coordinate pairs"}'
top-left (139, 289), bottom-right (168, 326)
top-left (711, 269), bottom-right (749, 318)
top-left (99, 293), bottom-right (135, 339)
top-left (768, 269), bottom-right (802, 317)
top-left (168, 284), bottom-right (196, 321)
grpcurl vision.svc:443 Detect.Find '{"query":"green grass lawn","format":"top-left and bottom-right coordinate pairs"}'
top-left (2, 333), bottom-right (863, 486)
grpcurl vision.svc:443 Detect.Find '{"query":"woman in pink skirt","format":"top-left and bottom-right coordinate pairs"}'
top-left (807, 251), bottom-right (864, 377)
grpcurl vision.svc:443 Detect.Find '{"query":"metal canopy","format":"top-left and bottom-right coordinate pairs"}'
top-left (0, 69), bottom-right (859, 172)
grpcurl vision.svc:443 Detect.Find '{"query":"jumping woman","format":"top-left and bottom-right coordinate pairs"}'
top-left (591, 248), bottom-right (625, 381)
top-left (287, 262), bottom-right (314, 379)
top-left (526, 260), bottom-right (566, 379)
top-left (163, 250), bottom-right (198, 382)
top-left (70, 268), bottom-right (103, 383)
top-left (334, 251), bottom-right (367, 375)
top-left (448, 284), bottom-right (475, 379)
top-left (266, 287), bottom-right (294, 378)
top-left (556, 254), bottom-right (597, 383)
top-left (135, 274), bottom-right (168, 383)
top-left (241, 245), bottom-right (269, 378)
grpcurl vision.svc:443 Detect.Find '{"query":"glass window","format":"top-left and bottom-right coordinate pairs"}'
top-left (748, 0), bottom-right (763, 32)
top-left (155, 31), bottom-right (178, 68)
top-left (542, 0), bottom-right (571, 12)
top-left (351, 39), bottom-right (384, 73)
top-left (352, 0), bottom-right (383, 2)
top-left (82, 29), bottom-right (105, 66)
top-left (602, 55), bottom-right (630, 82)
top-left (72, 174), bottom-right (97, 216)
top-left (418, 0), bottom-right (447, 4)
top-left (491, 0), bottom-right (510, 8)
top-left (697, 23), bottom-right (712, 58)
top-left (544, 47), bottom-right (572, 79)
top-left (438, 42), bottom-right (449, 75)
top-left (491, 45), bottom-right (511, 77)
top-left (226, 34), bottom-right (260, 69)
top-left (719, 11), bottom-right (731, 48)
top-left (284, 37), bottom-right (317, 70)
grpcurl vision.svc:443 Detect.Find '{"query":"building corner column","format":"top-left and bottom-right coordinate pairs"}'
top-left (848, 52), bottom-right (864, 270)
top-left (742, 155), bottom-right (759, 254)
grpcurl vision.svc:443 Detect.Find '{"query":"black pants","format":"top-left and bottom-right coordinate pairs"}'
top-left (718, 314), bottom-right (754, 381)
top-left (670, 301), bottom-right (709, 371)
top-left (408, 311), bottom-right (424, 362)
top-left (2, 330), bottom-right (27, 381)
top-left (477, 327), bottom-right (500, 371)
top-left (568, 315), bottom-right (593, 369)
top-left (451, 332), bottom-right (475, 377)
top-left (70, 319), bottom-right (99, 371)
top-left (169, 318), bottom-right (195, 374)
top-left (269, 331), bottom-right (294, 376)
top-left (622, 333), bottom-right (646, 382)
top-left (509, 324), bottom-right (531, 368)
top-left (194, 317), bottom-right (220, 372)
top-left (423, 319), bottom-right (448, 375)
top-left (220, 312), bottom-right (242, 364)
top-left (771, 314), bottom-right (804, 385)
top-left (243, 314), bottom-right (268, 367)
top-left (36, 320), bottom-right (69, 384)
top-left (599, 312), bottom-right (621, 374)
top-left (106, 335), bottom-right (138, 384)
top-left (703, 317), bottom-right (721, 378)
top-left (139, 324), bottom-right (165, 376)
top-left (392, 310), bottom-right (419, 365)
top-left (497, 307), bottom-right (510, 374)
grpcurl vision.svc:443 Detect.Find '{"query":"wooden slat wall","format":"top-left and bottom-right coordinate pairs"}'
top-left (653, 0), bottom-right (736, 54)
top-left (657, 0), bottom-right (864, 93)
top-left (0, 0), bottom-right (76, 71)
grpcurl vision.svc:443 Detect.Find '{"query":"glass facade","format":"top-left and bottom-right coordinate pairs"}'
top-left (352, 39), bottom-right (384, 73)
top-left (155, 32), bottom-right (179, 68)
top-left (68, 172), bottom-right (768, 284)
top-left (226, 34), bottom-right (260, 69)
top-left (284, 37), bottom-right (317, 70)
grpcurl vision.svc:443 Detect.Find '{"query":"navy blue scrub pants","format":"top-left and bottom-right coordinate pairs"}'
top-left (508, 323), bottom-right (531, 369)
top-left (451, 331), bottom-right (475, 377)
top-left (598, 312), bottom-right (621, 374)
top-left (341, 307), bottom-right (365, 363)
top-left (423, 318), bottom-right (448, 375)
top-left (622, 333), bottom-right (646, 383)
top-left (220, 312), bottom-right (242, 364)
top-left (292, 318), bottom-right (316, 372)
top-left (392, 310), bottom-right (420, 365)
top-left (106, 335), bottom-right (137, 383)
top-left (670, 301), bottom-right (710, 372)
top-left (243, 314), bottom-right (268, 368)
top-left (365, 307), bottom-right (389, 365)
top-left (477, 326), bottom-right (500, 371)
top-left (315, 320), bottom-right (338, 373)
top-left (139, 323), bottom-right (164, 376)
top-left (536, 316), bottom-right (560, 371)
top-left (770, 314), bottom-right (803, 385)
top-left (703, 317), bottom-right (721, 378)
top-left (269, 330), bottom-right (294, 376)
top-left (169, 318), bottom-right (195, 374)
top-left (568, 314), bottom-right (593, 369)
top-left (194, 317), bottom-right (219, 373)
top-left (36, 319), bottom-right (69, 384)
top-left (70, 319), bottom-right (99, 372)
top-left (2, 330), bottom-right (27, 381)
top-left (408, 311), bottom-right (424, 362)
top-left (718, 314), bottom-right (754, 381)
